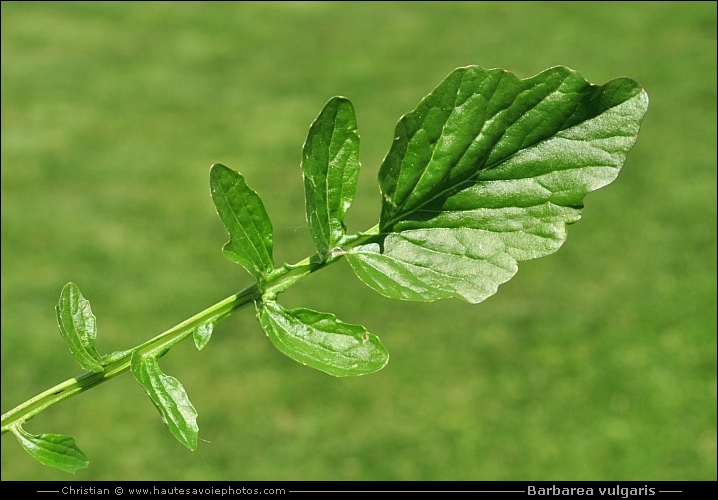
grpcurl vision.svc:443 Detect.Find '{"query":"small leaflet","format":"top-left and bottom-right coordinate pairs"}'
top-left (210, 163), bottom-right (275, 282)
top-left (193, 320), bottom-right (216, 351)
top-left (301, 96), bottom-right (361, 253)
top-left (256, 299), bottom-right (389, 377)
top-left (130, 353), bottom-right (199, 450)
top-left (56, 282), bottom-right (104, 372)
top-left (12, 425), bottom-right (89, 473)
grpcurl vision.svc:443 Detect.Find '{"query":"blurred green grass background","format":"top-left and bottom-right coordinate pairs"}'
top-left (1, 1), bottom-right (715, 481)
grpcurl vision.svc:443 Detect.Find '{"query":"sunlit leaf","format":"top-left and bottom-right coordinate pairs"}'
top-left (257, 300), bottom-right (389, 377)
top-left (56, 282), bottom-right (103, 372)
top-left (193, 321), bottom-right (215, 351)
top-left (131, 354), bottom-right (199, 450)
top-left (210, 163), bottom-right (274, 281)
top-left (302, 96), bottom-right (361, 253)
top-left (346, 66), bottom-right (648, 303)
top-left (12, 425), bottom-right (89, 473)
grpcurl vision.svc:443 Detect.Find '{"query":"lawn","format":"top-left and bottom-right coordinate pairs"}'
top-left (1, 1), bottom-right (715, 480)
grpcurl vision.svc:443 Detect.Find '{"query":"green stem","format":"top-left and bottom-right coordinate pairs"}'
top-left (0, 285), bottom-right (260, 435)
top-left (0, 228), bottom-right (385, 436)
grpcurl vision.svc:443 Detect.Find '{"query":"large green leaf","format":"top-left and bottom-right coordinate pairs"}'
top-left (256, 300), bottom-right (389, 377)
top-left (302, 97), bottom-right (361, 253)
top-left (12, 425), bottom-right (89, 473)
top-left (346, 66), bottom-right (648, 303)
top-left (55, 282), bottom-right (103, 372)
top-left (210, 163), bottom-right (274, 281)
top-left (131, 354), bottom-right (199, 450)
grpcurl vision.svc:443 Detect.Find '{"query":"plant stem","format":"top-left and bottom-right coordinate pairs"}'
top-left (0, 226), bottom-right (383, 436)
top-left (0, 285), bottom-right (260, 435)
